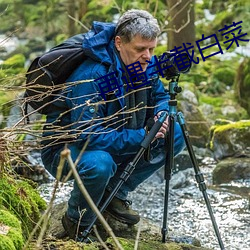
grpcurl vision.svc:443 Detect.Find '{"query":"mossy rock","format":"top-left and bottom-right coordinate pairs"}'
top-left (179, 100), bottom-right (210, 148)
top-left (209, 120), bottom-right (250, 160)
top-left (106, 237), bottom-right (210, 250)
top-left (0, 174), bottom-right (47, 239)
top-left (0, 209), bottom-right (24, 250)
top-left (29, 237), bottom-right (211, 250)
top-left (213, 157), bottom-right (250, 184)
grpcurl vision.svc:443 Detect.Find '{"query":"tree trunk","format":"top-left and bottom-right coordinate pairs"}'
top-left (167, 0), bottom-right (195, 50)
top-left (78, 0), bottom-right (88, 20)
top-left (67, 0), bottom-right (76, 36)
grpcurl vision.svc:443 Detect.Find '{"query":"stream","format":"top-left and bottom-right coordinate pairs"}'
top-left (38, 155), bottom-right (250, 250)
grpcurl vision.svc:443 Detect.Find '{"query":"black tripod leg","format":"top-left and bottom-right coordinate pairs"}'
top-left (162, 114), bottom-right (175, 243)
top-left (177, 112), bottom-right (225, 250)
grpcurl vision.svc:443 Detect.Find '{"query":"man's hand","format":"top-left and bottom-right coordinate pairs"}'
top-left (154, 111), bottom-right (169, 139)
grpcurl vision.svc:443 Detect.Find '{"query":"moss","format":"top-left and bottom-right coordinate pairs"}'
top-left (209, 120), bottom-right (250, 151)
top-left (0, 235), bottom-right (16, 250)
top-left (106, 237), bottom-right (209, 250)
top-left (214, 119), bottom-right (232, 125)
top-left (0, 174), bottom-right (47, 239)
top-left (0, 209), bottom-right (21, 229)
top-left (29, 239), bottom-right (98, 250)
top-left (7, 228), bottom-right (24, 249)
top-left (0, 209), bottom-right (24, 249)
top-left (1, 54), bottom-right (25, 69)
top-left (213, 120), bottom-right (250, 133)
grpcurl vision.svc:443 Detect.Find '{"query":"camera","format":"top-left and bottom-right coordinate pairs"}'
top-left (158, 52), bottom-right (192, 80)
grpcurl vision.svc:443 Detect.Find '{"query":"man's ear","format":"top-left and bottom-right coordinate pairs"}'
top-left (115, 36), bottom-right (122, 51)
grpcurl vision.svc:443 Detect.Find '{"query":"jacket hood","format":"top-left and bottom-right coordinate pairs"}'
top-left (82, 21), bottom-right (116, 65)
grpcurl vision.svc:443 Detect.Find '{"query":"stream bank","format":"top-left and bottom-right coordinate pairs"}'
top-left (38, 153), bottom-right (250, 250)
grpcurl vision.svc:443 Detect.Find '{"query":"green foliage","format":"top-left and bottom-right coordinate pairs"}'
top-left (0, 91), bottom-right (15, 108)
top-left (195, 0), bottom-right (250, 55)
top-left (154, 44), bottom-right (167, 57)
top-left (213, 67), bottom-right (235, 86)
top-left (183, 55), bottom-right (239, 96)
top-left (199, 95), bottom-right (224, 108)
top-left (55, 33), bottom-right (69, 45)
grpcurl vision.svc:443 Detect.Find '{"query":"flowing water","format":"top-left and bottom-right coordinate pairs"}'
top-left (128, 158), bottom-right (250, 250)
top-left (38, 156), bottom-right (250, 250)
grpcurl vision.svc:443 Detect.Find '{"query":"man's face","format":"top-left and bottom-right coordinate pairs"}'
top-left (115, 34), bottom-right (157, 72)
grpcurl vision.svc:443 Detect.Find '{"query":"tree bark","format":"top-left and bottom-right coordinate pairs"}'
top-left (78, 0), bottom-right (88, 20)
top-left (167, 0), bottom-right (195, 50)
top-left (67, 0), bottom-right (76, 36)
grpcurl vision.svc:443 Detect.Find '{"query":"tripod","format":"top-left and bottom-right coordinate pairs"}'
top-left (82, 77), bottom-right (225, 249)
top-left (162, 77), bottom-right (225, 249)
top-left (81, 110), bottom-right (168, 241)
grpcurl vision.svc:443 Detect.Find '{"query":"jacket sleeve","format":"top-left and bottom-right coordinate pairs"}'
top-left (66, 60), bottom-right (146, 156)
top-left (151, 77), bottom-right (170, 116)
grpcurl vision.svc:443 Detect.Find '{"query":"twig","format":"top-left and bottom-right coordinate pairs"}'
top-left (68, 14), bottom-right (90, 31)
top-left (61, 148), bottom-right (124, 250)
top-left (134, 220), bottom-right (142, 250)
top-left (93, 225), bottom-right (110, 250)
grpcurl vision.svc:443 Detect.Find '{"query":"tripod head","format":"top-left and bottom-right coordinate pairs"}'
top-left (167, 76), bottom-right (182, 100)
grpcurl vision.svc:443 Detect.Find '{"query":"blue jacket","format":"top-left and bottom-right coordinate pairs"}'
top-left (44, 21), bottom-right (170, 156)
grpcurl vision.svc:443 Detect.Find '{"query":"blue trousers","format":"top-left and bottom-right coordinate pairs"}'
top-left (41, 123), bottom-right (185, 226)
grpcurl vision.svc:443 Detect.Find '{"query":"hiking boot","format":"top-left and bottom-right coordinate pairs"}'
top-left (105, 196), bottom-right (140, 225)
top-left (61, 213), bottom-right (97, 243)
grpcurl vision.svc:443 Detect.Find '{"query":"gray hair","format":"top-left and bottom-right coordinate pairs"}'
top-left (115, 9), bottom-right (160, 43)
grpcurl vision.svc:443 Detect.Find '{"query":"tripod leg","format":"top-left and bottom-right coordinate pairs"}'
top-left (81, 112), bottom-right (168, 241)
top-left (177, 112), bottom-right (225, 250)
top-left (162, 114), bottom-right (175, 243)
